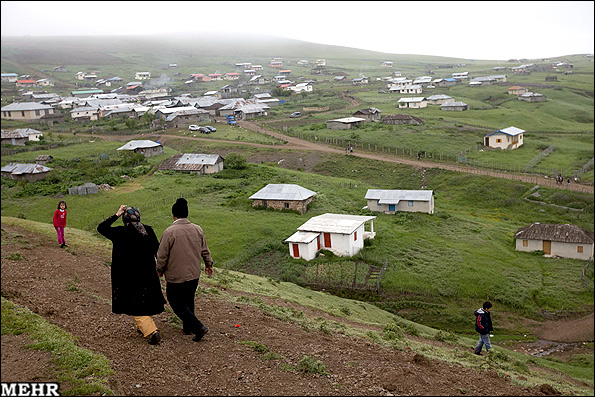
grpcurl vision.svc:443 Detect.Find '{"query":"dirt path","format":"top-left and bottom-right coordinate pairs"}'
top-left (53, 125), bottom-right (593, 194)
top-left (1, 223), bottom-right (559, 396)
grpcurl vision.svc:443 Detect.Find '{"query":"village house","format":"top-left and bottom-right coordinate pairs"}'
top-left (224, 72), bottom-right (240, 80)
top-left (397, 97), bottom-right (427, 109)
top-left (440, 101), bottom-right (469, 111)
top-left (484, 126), bottom-right (524, 149)
top-left (413, 76), bottom-right (433, 85)
top-left (16, 79), bottom-right (37, 88)
top-left (71, 89), bottom-right (104, 98)
top-left (1, 102), bottom-right (59, 122)
top-left (163, 108), bottom-right (211, 128)
top-left (353, 108), bottom-right (382, 122)
top-left (514, 223), bottom-right (594, 260)
top-left (36, 78), bottom-right (55, 87)
top-left (452, 72), bottom-right (469, 80)
top-left (380, 61), bottom-right (394, 67)
top-left (290, 82), bottom-right (313, 93)
top-left (70, 106), bottom-right (100, 121)
top-left (426, 94), bottom-right (453, 105)
top-left (381, 114), bottom-right (424, 125)
top-left (508, 86), bottom-right (528, 95)
top-left (469, 76), bottom-right (497, 85)
top-left (352, 77), bottom-right (369, 85)
top-left (208, 73), bottom-right (223, 81)
top-left (326, 117), bottom-right (366, 129)
top-left (252, 65), bottom-right (264, 71)
top-left (116, 140), bottom-right (164, 157)
top-left (387, 78), bottom-right (412, 89)
top-left (1, 163), bottom-right (52, 182)
top-left (518, 92), bottom-right (547, 102)
top-left (249, 184), bottom-right (316, 214)
top-left (249, 75), bottom-right (266, 85)
top-left (285, 213), bottom-right (376, 261)
top-left (53, 66), bottom-right (67, 72)
top-left (1, 73), bottom-right (19, 83)
top-left (433, 78), bottom-right (458, 87)
top-left (1, 130), bottom-right (28, 146)
top-left (12, 128), bottom-right (44, 141)
top-left (158, 153), bottom-right (224, 175)
top-left (390, 84), bottom-right (423, 94)
top-left (135, 72), bottom-right (151, 80)
top-left (365, 189), bottom-right (434, 214)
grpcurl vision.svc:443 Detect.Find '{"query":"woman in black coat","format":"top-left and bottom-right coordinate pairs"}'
top-left (97, 205), bottom-right (166, 345)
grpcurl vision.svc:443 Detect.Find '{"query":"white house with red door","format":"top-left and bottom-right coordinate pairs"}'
top-left (285, 213), bottom-right (376, 261)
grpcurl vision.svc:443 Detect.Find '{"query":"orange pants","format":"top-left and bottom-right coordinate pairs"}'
top-left (133, 316), bottom-right (158, 337)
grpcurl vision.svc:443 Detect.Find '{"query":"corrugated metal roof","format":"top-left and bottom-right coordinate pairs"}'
top-left (1, 102), bottom-right (53, 111)
top-left (328, 117), bottom-right (366, 123)
top-left (499, 126), bottom-right (525, 135)
top-left (297, 213), bottom-right (376, 235)
top-left (441, 101), bottom-right (468, 107)
top-left (285, 231), bottom-right (320, 244)
top-left (514, 223), bottom-right (594, 244)
top-left (249, 184), bottom-right (316, 201)
top-left (117, 140), bottom-right (161, 151)
top-left (1, 163), bottom-right (51, 174)
top-left (176, 154), bottom-right (222, 166)
top-left (398, 97), bottom-right (425, 102)
top-left (426, 95), bottom-right (452, 101)
top-left (365, 189), bottom-right (433, 204)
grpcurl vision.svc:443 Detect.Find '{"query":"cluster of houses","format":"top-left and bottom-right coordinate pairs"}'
top-left (507, 86), bottom-right (547, 102)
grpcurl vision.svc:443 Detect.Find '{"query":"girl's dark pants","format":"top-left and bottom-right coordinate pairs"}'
top-left (166, 278), bottom-right (205, 334)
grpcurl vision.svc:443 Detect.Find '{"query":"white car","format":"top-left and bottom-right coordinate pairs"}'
top-left (188, 125), bottom-right (200, 131)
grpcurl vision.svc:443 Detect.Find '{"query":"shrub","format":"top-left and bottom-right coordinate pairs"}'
top-left (297, 356), bottom-right (328, 375)
top-left (225, 152), bottom-right (248, 170)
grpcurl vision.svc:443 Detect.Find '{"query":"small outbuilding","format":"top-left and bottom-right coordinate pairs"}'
top-left (249, 183), bottom-right (316, 214)
top-left (440, 101), bottom-right (469, 111)
top-left (397, 97), bottom-right (427, 109)
top-left (484, 126), bottom-right (524, 150)
top-left (1, 163), bottom-right (52, 182)
top-left (326, 117), bottom-right (366, 130)
top-left (285, 213), bottom-right (376, 261)
top-left (352, 108), bottom-right (382, 122)
top-left (382, 114), bottom-right (424, 125)
top-left (365, 189), bottom-right (434, 214)
top-left (116, 140), bottom-right (164, 157)
top-left (158, 153), bottom-right (224, 175)
top-left (514, 223), bottom-right (594, 260)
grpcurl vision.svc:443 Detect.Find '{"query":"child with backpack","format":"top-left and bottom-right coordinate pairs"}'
top-left (474, 301), bottom-right (494, 355)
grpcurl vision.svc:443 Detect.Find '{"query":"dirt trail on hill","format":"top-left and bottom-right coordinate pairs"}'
top-left (1, 223), bottom-right (567, 396)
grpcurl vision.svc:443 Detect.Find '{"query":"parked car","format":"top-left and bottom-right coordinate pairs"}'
top-left (198, 127), bottom-right (211, 133)
top-left (188, 125), bottom-right (200, 131)
top-left (378, 90), bottom-right (387, 94)
top-left (204, 126), bottom-right (217, 132)
top-left (289, 112), bottom-right (301, 118)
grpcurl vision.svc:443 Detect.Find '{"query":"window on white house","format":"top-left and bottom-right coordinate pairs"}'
top-left (523, 240), bottom-right (528, 247)
top-left (408, 201), bottom-right (414, 207)
top-left (577, 246), bottom-right (583, 253)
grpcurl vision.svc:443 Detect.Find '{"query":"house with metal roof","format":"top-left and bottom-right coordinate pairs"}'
top-left (116, 140), bottom-right (163, 157)
top-left (249, 184), bottom-right (316, 214)
top-left (326, 117), bottom-right (366, 129)
top-left (514, 223), bottom-right (594, 260)
top-left (425, 94), bottom-right (453, 105)
top-left (158, 153), bottom-right (224, 175)
top-left (285, 213), bottom-right (376, 261)
top-left (1, 102), bottom-right (58, 121)
top-left (484, 126), bottom-right (524, 150)
top-left (508, 86), bottom-right (528, 96)
top-left (440, 101), bottom-right (469, 111)
top-left (1, 73), bottom-right (19, 83)
top-left (352, 108), bottom-right (382, 122)
top-left (1, 163), bottom-right (52, 182)
top-left (397, 97), bottom-right (427, 109)
top-left (518, 92), bottom-right (547, 102)
top-left (365, 189), bottom-right (434, 214)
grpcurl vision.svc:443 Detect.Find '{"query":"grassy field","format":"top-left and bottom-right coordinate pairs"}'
top-left (1, 138), bottom-right (593, 336)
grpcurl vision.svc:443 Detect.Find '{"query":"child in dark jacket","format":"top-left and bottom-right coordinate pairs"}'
top-left (474, 301), bottom-right (494, 355)
top-left (53, 200), bottom-right (68, 248)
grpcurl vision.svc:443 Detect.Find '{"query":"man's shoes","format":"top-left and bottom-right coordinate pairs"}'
top-left (474, 351), bottom-right (482, 356)
top-left (192, 326), bottom-right (209, 342)
top-left (183, 329), bottom-right (193, 335)
top-left (148, 331), bottom-right (161, 345)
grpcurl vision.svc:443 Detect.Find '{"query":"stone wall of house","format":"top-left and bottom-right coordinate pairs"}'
top-left (251, 197), bottom-right (313, 214)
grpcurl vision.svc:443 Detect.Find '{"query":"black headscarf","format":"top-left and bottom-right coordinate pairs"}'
top-left (122, 207), bottom-right (148, 236)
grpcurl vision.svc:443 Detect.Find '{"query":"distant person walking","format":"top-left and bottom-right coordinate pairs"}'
top-left (97, 205), bottom-right (166, 345)
top-left (474, 301), bottom-right (494, 355)
top-left (157, 198), bottom-right (214, 342)
top-left (53, 200), bottom-right (68, 248)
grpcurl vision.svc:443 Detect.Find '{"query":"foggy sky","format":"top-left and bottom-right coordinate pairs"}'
top-left (1, 1), bottom-right (593, 60)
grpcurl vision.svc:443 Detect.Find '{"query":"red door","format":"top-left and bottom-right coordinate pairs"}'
top-left (292, 244), bottom-right (300, 258)
top-left (324, 233), bottom-right (331, 248)
top-left (317, 235), bottom-right (321, 250)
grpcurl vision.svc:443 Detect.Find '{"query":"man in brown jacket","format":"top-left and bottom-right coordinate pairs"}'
top-left (157, 198), bottom-right (213, 342)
